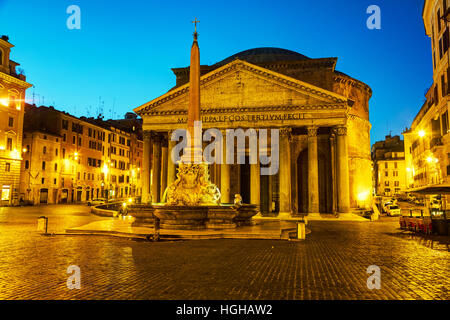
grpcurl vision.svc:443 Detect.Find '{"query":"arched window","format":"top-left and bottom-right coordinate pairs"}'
top-left (0, 49), bottom-right (3, 66)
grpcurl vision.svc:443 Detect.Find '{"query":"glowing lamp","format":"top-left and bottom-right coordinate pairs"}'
top-left (418, 130), bottom-right (426, 138)
top-left (357, 191), bottom-right (370, 202)
top-left (427, 156), bottom-right (433, 163)
top-left (0, 98), bottom-right (9, 106)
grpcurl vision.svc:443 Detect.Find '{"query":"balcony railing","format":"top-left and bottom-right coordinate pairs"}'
top-left (430, 136), bottom-right (444, 148)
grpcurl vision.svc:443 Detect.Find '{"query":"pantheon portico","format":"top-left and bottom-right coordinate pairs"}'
top-left (134, 47), bottom-right (373, 216)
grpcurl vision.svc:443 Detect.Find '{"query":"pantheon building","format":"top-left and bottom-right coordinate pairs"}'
top-left (134, 47), bottom-right (373, 216)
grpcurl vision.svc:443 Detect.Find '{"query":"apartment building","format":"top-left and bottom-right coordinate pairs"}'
top-left (372, 135), bottom-right (406, 197)
top-left (403, 0), bottom-right (450, 207)
top-left (20, 104), bottom-right (142, 204)
top-left (0, 36), bottom-right (32, 205)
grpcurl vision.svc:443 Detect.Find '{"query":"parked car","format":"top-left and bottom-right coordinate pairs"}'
top-left (87, 198), bottom-right (107, 206)
top-left (386, 205), bottom-right (401, 216)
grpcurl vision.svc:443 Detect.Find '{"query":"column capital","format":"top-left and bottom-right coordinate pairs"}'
top-left (279, 127), bottom-right (292, 137)
top-left (334, 126), bottom-right (347, 136)
top-left (307, 126), bottom-right (318, 137)
top-left (143, 130), bottom-right (152, 141)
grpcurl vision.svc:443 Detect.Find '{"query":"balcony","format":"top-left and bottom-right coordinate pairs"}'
top-left (430, 136), bottom-right (444, 149)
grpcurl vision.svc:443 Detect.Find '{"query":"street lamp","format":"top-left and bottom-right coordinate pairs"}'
top-left (0, 97), bottom-right (9, 107)
top-left (418, 130), bottom-right (426, 138)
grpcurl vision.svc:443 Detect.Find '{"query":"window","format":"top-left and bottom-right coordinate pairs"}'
top-left (6, 138), bottom-right (12, 151)
top-left (78, 137), bottom-right (82, 146)
top-left (62, 119), bottom-right (69, 130)
top-left (62, 148), bottom-right (66, 158)
top-left (25, 160), bottom-right (29, 169)
top-left (385, 171), bottom-right (388, 177)
top-left (63, 133), bottom-right (66, 142)
top-left (443, 111), bottom-right (449, 134)
top-left (54, 163), bottom-right (58, 171)
top-left (8, 117), bottom-right (13, 127)
top-left (442, 74), bottom-right (447, 97)
top-left (42, 161), bottom-right (46, 170)
top-left (55, 148), bottom-right (58, 156)
top-left (394, 162), bottom-right (397, 169)
top-left (54, 178), bottom-right (57, 185)
top-left (41, 178), bottom-right (44, 184)
top-left (384, 181), bottom-right (389, 186)
top-left (5, 163), bottom-right (10, 172)
top-left (72, 136), bottom-right (75, 144)
top-left (1, 185), bottom-right (10, 201)
top-left (394, 181), bottom-right (400, 187)
top-left (384, 163), bottom-right (388, 169)
top-left (43, 146), bottom-right (46, 154)
top-left (438, 9), bottom-right (442, 33)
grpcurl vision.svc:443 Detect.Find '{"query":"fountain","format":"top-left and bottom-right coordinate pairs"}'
top-left (137, 21), bottom-right (258, 230)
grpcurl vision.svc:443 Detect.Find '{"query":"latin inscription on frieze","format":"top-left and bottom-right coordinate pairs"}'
top-left (176, 113), bottom-right (303, 124)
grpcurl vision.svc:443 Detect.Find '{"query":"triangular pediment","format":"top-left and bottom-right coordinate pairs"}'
top-left (134, 59), bottom-right (347, 115)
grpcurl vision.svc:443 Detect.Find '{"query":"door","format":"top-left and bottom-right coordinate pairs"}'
top-left (239, 158), bottom-right (251, 204)
top-left (39, 189), bottom-right (48, 204)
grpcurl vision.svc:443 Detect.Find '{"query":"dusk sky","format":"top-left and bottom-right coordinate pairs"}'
top-left (0, 0), bottom-right (431, 144)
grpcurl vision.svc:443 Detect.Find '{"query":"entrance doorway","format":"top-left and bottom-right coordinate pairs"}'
top-left (239, 159), bottom-right (251, 204)
top-left (61, 189), bottom-right (68, 203)
top-left (296, 140), bottom-right (333, 214)
top-left (297, 149), bottom-right (309, 213)
top-left (39, 189), bottom-right (48, 204)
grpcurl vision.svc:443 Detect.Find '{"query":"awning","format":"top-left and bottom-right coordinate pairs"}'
top-left (406, 184), bottom-right (450, 195)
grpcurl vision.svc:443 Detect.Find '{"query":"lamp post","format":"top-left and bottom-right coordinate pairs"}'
top-left (102, 163), bottom-right (109, 200)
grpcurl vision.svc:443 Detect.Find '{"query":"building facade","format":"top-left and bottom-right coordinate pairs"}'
top-left (20, 105), bottom-right (143, 204)
top-left (135, 47), bottom-right (373, 215)
top-left (0, 36), bottom-right (32, 205)
top-left (372, 135), bottom-right (406, 197)
top-left (403, 1), bottom-right (450, 207)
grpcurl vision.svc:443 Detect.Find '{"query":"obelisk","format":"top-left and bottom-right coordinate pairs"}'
top-left (184, 18), bottom-right (202, 163)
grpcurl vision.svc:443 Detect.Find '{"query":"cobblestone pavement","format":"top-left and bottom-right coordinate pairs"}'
top-left (0, 205), bottom-right (448, 300)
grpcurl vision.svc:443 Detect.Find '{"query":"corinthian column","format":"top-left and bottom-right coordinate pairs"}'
top-left (167, 130), bottom-right (177, 187)
top-left (250, 157), bottom-right (260, 208)
top-left (142, 130), bottom-right (152, 204)
top-left (151, 134), bottom-right (162, 203)
top-left (220, 131), bottom-right (231, 203)
top-left (278, 128), bottom-right (291, 217)
top-left (307, 126), bottom-right (320, 214)
top-left (335, 126), bottom-right (350, 213)
top-left (160, 138), bottom-right (168, 201)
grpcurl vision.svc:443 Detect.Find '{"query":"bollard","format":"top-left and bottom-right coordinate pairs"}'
top-left (37, 216), bottom-right (48, 234)
top-left (153, 217), bottom-right (160, 241)
top-left (297, 222), bottom-right (306, 240)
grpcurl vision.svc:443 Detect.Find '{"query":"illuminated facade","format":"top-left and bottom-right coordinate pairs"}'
top-left (372, 135), bottom-right (406, 197)
top-left (20, 105), bottom-right (143, 204)
top-left (403, 1), bottom-right (450, 206)
top-left (135, 47), bottom-right (373, 215)
top-left (0, 36), bottom-right (32, 205)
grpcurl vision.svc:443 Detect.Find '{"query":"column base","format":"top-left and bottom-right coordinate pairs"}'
top-left (277, 211), bottom-right (292, 219)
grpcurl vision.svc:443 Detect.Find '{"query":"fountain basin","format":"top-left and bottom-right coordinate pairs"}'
top-left (151, 204), bottom-right (259, 230)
